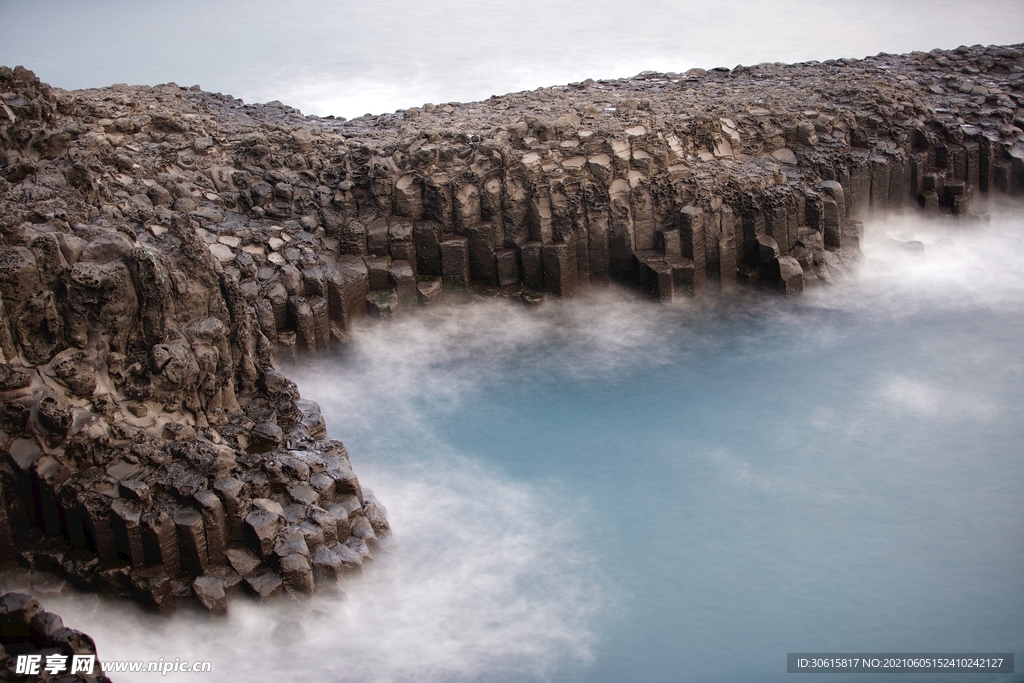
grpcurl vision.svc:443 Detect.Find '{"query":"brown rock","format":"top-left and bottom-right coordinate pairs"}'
top-left (192, 575), bottom-right (227, 614)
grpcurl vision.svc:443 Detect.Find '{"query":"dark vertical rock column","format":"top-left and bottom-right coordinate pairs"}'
top-left (0, 479), bottom-right (16, 569)
top-left (869, 156), bottom-right (890, 217)
top-left (677, 206), bottom-right (705, 297)
top-left (608, 178), bottom-right (636, 279)
top-left (718, 206), bottom-right (738, 291)
top-left (468, 223), bottom-right (499, 286)
top-left (818, 181), bottom-right (845, 249)
top-left (440, 237), bottom-right (471, 289)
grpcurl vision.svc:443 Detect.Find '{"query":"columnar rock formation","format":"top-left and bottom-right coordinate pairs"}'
top-left (1, 592), bottom-right (111, 682)
top-left (0, 69), bottom-right (390, 614)
top-left (1, 44), bottom-right (1023, 610)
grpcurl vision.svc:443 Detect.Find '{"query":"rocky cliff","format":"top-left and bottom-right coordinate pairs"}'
top-left (0, 67), bottom-right (390, 614)
top-left (1, 44), bottom-right (1023, 611)
top-left (0, 591), bottom-right (111, 682)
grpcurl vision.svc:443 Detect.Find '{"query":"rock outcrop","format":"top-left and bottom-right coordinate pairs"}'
top-left (0, 67), bottom-right (391, 614)
top-left (0, 591), bottom-right (112, 682)
top-left (1, 44), bottom-right (1023, 610)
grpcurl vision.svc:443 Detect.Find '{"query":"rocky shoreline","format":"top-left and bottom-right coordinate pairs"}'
top-left (1, 43), bottom-right (1023, 615)
top-left (0, 591), bottom-right (111, 682)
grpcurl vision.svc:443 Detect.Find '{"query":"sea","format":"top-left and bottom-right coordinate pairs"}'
top-left (1, 2), bottom-right (1022, 681)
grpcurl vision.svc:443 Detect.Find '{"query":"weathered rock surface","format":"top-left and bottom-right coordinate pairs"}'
top-left (0, 68), bottom-right (393, 615)
top-left (2, 43), bottom-right (1024, 611)
top-left (0, 591), bottom-right (112, 682)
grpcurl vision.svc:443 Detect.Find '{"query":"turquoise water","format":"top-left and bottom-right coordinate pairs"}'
top-left (288, 211), bottom-right (1024, 683)
top-left (46, 213), bottom-right (1024, 683)
top-left (3, 1), bottom-right (1022, 677)
top-left (416, 306), bottom-right (1023, 682)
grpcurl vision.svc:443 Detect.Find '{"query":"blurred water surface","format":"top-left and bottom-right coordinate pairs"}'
top-left (41, 205), bottom-right (1024, 683)
top-left (4, 3), bottom-right (1023, 676)
top-left (294, 211), bottom-right (1024, 682)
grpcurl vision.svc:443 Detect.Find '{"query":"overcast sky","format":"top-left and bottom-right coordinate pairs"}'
top-left (1, 0), bottom-right (1022, 118)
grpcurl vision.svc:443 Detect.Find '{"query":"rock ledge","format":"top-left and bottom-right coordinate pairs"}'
top-left (2, 43), bottom-right (1024, 610)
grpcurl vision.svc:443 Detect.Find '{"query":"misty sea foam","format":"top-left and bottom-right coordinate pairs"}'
top-left (44, 213), bottom-right (1024, 683)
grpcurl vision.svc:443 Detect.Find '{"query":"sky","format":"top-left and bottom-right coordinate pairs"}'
top-left (1, 0), bottom-right (1022, 118)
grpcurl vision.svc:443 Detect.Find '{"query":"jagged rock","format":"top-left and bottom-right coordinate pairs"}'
top-left (243, 568), bottom-right (282, 601)
top-left (341, 537), bottom-right (371, 561)
top-left (93, 560), bottom-right (131, 597)
top-left (173, 509), bottom-right (209, 575)
top-left (440, 237), bottom-right (470, 289)
top-left (110, 499), bottom-right (145, 566)
top-left (366, 290), bottom-right (400, 319)
top-left (204, 564), bottom-right (243, 593)
top-left (295, 399), bottom-right (327, 439)
top-left (327, 540), bottom-right (360, 573)
top-left (244, 509), bottom-right (282, 559)
top-left (0, 591), bottom-right (111, 682)
top-left (192, 575), bottom-right (228, 614)
top-left (35, 387), bottom-right (72, 435)
top-left (758, 235), bottom-right (780, 263)
top-left (777, 256), bottom-right (804, 295)
top-left (310, 545), bottom-right (346, 582)
top-left (61, 550), bottom-right (100, 589)
top-left (251, 498), bottom-right (285, 517)
top-left (0, 592), bottom-right (42, 644)
top-left (27, 610), bottom-right (63, 648)
top-left (350, 516), bottom-right (377, 547)
top-left (49, 348), bottom-right (97, 397)
top-left (279, 553), bottom-right (314, 593)
top-left (363, 497), bottom-right (391, 536)
top-left (225, 547), bottom-right (262, 576)
top-left (130, 566), bottom-right (174, 613)
top-left (79, 232), bottom-right (134, 263)
top-left (194, 490), bottom-right (227, 565)
top-left (416, 277), bottom-right (444, 305)
top-left (2, 42), bottom-right (1022, 613)
top-left (0, 363), bottom-right (31, 391)
top-left (273, 526), bottom-right (309, 559)
top-left (250, 422), bottom-right (284, 451)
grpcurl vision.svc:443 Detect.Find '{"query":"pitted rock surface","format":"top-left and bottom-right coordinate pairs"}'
top-left (0, 590), bottom-right (112, 682)
top-left (0, 70), bottom-right (395, 615)
top-left (2, 44), bottom-right (1024, 611)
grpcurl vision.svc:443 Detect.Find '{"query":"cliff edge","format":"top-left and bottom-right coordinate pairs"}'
top-left (1, 43), bottom-right (1023, 611)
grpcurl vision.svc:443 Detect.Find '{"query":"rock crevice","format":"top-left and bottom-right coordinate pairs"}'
top-left (2, 43), bottom-right (1024, 610)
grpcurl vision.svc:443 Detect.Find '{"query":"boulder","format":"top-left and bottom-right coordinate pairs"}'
top-left (244, 568), bottom-right (283, 601)
top-left (225, 547), bottom-right (262, 576)
top-left (0, 593), bottom-right (42, 643)
top-left (130, 566), bottom-right (174, 613)
top-left (280, 553), bottom-right (315, 593)
top-left (192, 575), bottom-right (227, 615)
top-left (244, 509), bottom-right (282, 558)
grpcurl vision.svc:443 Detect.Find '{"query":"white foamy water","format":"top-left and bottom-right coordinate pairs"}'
top-left (40, 205), bottom-right (1024, 683)
top-left (811, 209), bottom-right (1024, 314)
top-left (2, 2), bottom-right (1022, 678)
top-left (47, 455), bottom-right (599, 683)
